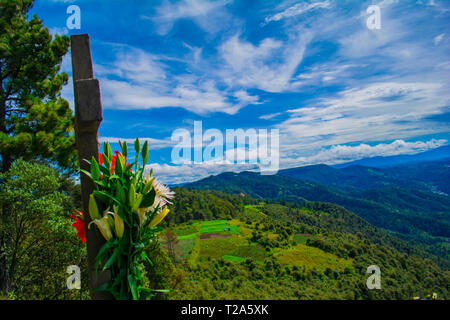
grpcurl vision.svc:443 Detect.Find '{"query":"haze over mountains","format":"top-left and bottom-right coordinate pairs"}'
top-left (333, 145), bottom-right (450, 169)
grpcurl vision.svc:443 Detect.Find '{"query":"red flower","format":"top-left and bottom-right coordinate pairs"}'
top-left (70, 210), bottom-right (86, 243)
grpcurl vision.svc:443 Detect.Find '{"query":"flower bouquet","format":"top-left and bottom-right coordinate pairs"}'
top-left (78, 138), bottom-right (174, 300)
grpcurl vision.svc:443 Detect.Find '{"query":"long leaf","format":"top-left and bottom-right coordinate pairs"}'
top-left (91, 157), bottom-right (101, 181)
top-left (80, 169), bottom-right (93, 180)
top-left (94, 282), bottom-right (111, 293)
top-left (140, 189), bottom-right (156, 208)
top-left (128, 275), bottom-right (138, 300)
top-left (122, 141), bottom-right (128, 158)
top-left (103, 248), bottom-right (120, 271)
top-left (142, 140), bottom-right (149, 166)
top-left (94, 190), bottom-right (121, 205)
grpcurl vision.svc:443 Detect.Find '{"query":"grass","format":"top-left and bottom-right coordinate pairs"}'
top-left (199, 236), bottom-right (246, 259)
top-left (228, 244), bottom-right (267, 261)
top-left (175, 238), bottom-right (195, 260)
top-left (293, 234), bottom-right (309, 244)
top-left (276, 244), bottom-right (353, 272)
top-left (222, 255), bottom-right (246, 263)
top-left (174, 225), bottom-right (198, 236)
top-left (200, 220), bottom-right (240, 235)
top-left (177, 233), bottom-right (197, 240)
top-left (243, 205), bottom-right (266, 220)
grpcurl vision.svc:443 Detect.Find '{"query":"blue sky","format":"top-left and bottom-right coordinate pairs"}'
top-left (32, 0), bottom-right (450, 184)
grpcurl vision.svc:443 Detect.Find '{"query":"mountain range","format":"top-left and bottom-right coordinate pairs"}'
top-left (183, 156), bottom-right (450, 262)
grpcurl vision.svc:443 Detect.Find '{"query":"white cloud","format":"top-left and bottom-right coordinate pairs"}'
top-left (143, 0), bottom-right (230, 35)
top-left (276, 80), bottom-right (449, 165)
top-left (219, 31), bottom-right (312, 92)
top-left (260, 112), bottom-right (282, 120)
top-left (94, 46), bottom-right (258, 115)
top-left (434, 33), bottom-right (445, 45)
top-left (48, 27), bottom-right (69, 36)
top-left (264, 1), bottom-right (331, 24)
top-left (291, 139), bottom-right (448, 166)
top-left (150, 138), bottom-right (448, 185)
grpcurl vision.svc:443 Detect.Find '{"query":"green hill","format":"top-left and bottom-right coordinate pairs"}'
top-left (184, 169), bottom-right (450, 260)
top-left (157, 188), bottom-right (449, 300)
top-left (279, 160), bottom-right (450, 194)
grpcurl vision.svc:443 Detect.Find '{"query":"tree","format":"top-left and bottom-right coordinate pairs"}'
top-left (0, 0), bottom-right (76, 173)
top-left (161, 228), bottom-right (179, 264)
top-left (0, 160), bottom-right (88, 298)
top-left (0, 0), bottom-right (76, 294)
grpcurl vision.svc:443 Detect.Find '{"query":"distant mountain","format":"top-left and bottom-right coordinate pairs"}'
top-left (279, 159), bottom-right (450, 195)
top-left (185, 162), bottom-right (450, 260)
top-left (334, 145), bottom-right (450, 168)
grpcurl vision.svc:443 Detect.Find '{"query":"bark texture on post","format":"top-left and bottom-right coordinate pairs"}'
top-left (71, 34), bottom-right (112, 300)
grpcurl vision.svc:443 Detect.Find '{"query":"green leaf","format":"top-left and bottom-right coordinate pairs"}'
top-left (133, 193), bottom-right (143, 211)
top-left (125, 162), bottom-right (135, 172)
top-left (102, 153), bottom-right (111, 170)
top-left (134, 138), bottom-right (140, 155)
top-left (142, 141), bottom-right (149, 166)
top-left (129, 182), bottom-right (136, 208)
top-left (95, 240), bottom-right (116, 274)
top-left (88, 194), bottom-right (101, 220)
top-left (118, 228), bottom-right (130, 253)
top-left (115, 183), bottom-right (126, 204)
top-left (141, 252), bottom-right (153, 266)
top-left (99, 164), bottom-right (110, 177)
top-left (94, 282), bottom-right (111, 293)
top-left (128, 275), bottom-right (138, 300)
top-left (80, 169), bottom-right (93, 180)
top-left (104, 142), bottom-right (112, 160)
top-left (143, 177), bottom-right (154, 194)
top-left (91, 157), bottom-right (101, 181)
top-left (115, 153), bottom-right (124, 177)
top-left (103, 248), bottom-right (120, 271)
top-left (122, 141), bottom-right (128, 158)
top-left (94, 190), bottom-right (121, 205)
top-left (140, 189), bottom-right (156, 208)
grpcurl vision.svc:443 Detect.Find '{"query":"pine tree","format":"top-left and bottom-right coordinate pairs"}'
top-left (0, 0), bottom-right (76, 173)
top-left (0, 0), bottom-right (75, 294)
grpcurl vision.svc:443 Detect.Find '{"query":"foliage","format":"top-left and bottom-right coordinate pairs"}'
top-left (0, 160), bottom-right (88, 299)
top-left (82, 139), bottom-right (173, 300)
top-left (166, 189), bottom-right (450, 300)
top-left (0, 0), bottom-right (76, 172)
top-left (185, 166), bottom-right (450, 263)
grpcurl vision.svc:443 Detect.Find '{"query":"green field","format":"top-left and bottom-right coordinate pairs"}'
top-left (174, 225), bottom-right (198, 236)
top-left (165, 218), bottom-right (352, 274)
top-left (228, 244), bottom-right (266, 261)
top-left (199, 236), bottom-right (246, 259)
top-left (293, 234), bottom-right (310, 244)
top-left (175, 238), bottom-right (196, 260)
top-left (275, 244), bottom-right (353, 272)
top-left (222, 255), bottom-right (246, 263)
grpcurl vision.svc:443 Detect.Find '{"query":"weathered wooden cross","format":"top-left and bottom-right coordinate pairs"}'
top-left (71, 34), bottom-right (112, 300)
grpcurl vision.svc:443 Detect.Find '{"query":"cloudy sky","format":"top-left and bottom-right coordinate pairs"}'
top-left (33, 0), bottom-right (450, 184)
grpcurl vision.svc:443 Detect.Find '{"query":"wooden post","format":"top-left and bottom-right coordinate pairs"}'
top-left (71, 34), bottom-right (112, 300)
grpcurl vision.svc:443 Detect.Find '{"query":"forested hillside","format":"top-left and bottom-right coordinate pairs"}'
top-left (184, 165), bottom-right (450, 261)
top-left (158, 188), bottom-right (450, 300)
top-left (280, 160), bottom-right (450, 194)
